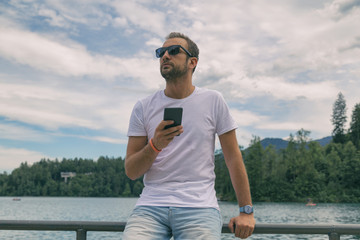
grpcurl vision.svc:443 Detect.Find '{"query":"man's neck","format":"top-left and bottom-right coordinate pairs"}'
top-left (164, 79), bottom-right (195, 99)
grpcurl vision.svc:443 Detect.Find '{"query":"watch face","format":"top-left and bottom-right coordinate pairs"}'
top-left (245, 205), bottom-right (253, 214)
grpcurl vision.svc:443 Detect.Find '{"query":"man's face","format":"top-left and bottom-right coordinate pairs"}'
top-left (159, 38), bottom-right (189, 82)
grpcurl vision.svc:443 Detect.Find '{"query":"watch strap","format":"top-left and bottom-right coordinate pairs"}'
top-left (239, 205), bottom-right (254, 214)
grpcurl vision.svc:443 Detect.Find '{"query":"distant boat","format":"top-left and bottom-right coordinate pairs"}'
top-left (12, 198), bottom-right (21, 201)
top-left (306, 198), bottom-right (316, 206)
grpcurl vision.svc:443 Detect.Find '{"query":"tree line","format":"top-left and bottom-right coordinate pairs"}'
top-left (1, 132), bottom-right (359, 203)
top-left (0, 156), bottom-right (144, 197)
top-left (1, 92), bottom-right (360, 202)
top-left (215, 129), bottom-right (360, 203)
top-left (215, 92), bottom-right (360, 203)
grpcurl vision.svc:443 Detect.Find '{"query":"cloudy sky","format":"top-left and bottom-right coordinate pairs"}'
top-left (0, 0), bottom-right (359, 173)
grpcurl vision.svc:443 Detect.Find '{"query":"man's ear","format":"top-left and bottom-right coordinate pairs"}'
top-left (189, 57), bottom-right (198, 72)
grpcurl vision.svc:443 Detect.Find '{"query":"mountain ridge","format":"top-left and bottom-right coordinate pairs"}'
top-left (259, 136), bottom-right (332, 151)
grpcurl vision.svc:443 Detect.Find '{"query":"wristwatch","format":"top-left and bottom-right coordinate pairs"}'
top-left (239, 205), bottom-right (254, 214)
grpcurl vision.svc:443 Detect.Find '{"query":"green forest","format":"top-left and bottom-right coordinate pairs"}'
top-left (216, 129), bottom-right (360, 203)
top-left (0, 156), bottom-right (144, 198)
top-left (1, 93), bottom-right (360, 202)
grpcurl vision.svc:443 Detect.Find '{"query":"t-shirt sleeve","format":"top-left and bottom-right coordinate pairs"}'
top-left (127, 101), bottom-right (147, 137)
top-left (215, 92), bottom-right (238, 136)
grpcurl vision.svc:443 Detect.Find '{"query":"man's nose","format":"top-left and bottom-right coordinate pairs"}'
top-left (161, 50), bottom-right (171, 59)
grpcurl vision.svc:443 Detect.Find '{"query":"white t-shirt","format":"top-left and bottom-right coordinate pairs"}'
top-left (127, 87), bottom-right (237, 209)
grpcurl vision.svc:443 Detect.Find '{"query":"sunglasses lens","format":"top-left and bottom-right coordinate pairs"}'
top-left (168, 46), bottom-right (180, 55)
top-left (155, 45), bottom-right (182, 58)
top-left (155, 47), bottom-right (165, 58)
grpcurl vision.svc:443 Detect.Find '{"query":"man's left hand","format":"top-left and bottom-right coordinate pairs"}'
top-left (228, 213), bottom-right (255, 239)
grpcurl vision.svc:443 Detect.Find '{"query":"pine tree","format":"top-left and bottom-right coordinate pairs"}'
top-left (331, 92), bottom-right (347, 144)
top-left (349, 103), bottom-right (360, 149)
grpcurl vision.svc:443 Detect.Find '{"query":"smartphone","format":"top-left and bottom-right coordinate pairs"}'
top-left (163, 107), bottom-right (183, 130)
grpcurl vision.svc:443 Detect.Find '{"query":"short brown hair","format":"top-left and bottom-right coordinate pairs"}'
top-left (166, 32), bottom-right (199, 72)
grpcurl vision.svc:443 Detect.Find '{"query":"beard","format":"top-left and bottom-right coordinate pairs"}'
top-left (161, 61), bottom-right (188, 83)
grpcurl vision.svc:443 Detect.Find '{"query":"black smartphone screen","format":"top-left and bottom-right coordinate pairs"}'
top-left (163, 108), bottom-right (183, 129)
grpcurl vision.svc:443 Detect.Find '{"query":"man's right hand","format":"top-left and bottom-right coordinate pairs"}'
top-left (125, 120), bottom-right (183, 180)
top-left (152, 120), bottom-right (183, 151)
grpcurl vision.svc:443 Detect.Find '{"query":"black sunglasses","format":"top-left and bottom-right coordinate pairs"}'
top-left (155, 45), bottom-right (193, 58)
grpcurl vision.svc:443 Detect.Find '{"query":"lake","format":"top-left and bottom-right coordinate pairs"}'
top-left (0, 197), bottom-right (359, 239)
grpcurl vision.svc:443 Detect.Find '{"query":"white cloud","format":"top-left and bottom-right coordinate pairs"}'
top-left (0, 123), bottom-right (50, 142)
top-left (0, 81), bottom-right (138, 134)
top-left (0, 82), bottom-right (99, 130)
top-left (230, 109), bottom-right (264, 127)
top-left (146, 37), bottom-right (163, 48)
top-left (113, 17), bottom-right (128, 28)
top-left (0, 19), bottom-right (160, 82)
top-left (249, 0), bottom-right (360, 78)
top-left (244, 77), bottom-right (338, 101)
top-left (110, 1), bottom-right (167, 35)
top-left (0, 25), bottom-right (90, 76)
top-left (0, 146), bottom-right (50, 172)
top-left (79, 135), bottom-right (127, 144)
top-left (258, 122), bottom-right (312, 132)
top-left (38, 7), bottom-right (69, 28)
top-left (321, 0), bottom-right (360, 19)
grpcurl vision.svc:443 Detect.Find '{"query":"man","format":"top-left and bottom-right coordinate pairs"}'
top-left (123, 32), bottom-right (255, 239)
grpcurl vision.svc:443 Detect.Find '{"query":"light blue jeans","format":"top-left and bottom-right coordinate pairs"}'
top-left (123, 206), bottom-right (223, 240)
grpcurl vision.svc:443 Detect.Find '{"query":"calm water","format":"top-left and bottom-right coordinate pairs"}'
top-left (0, 197), bottom-right (359, 239)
